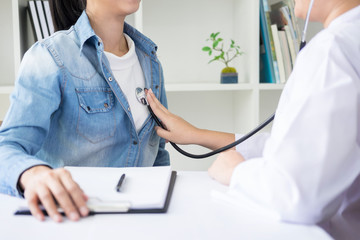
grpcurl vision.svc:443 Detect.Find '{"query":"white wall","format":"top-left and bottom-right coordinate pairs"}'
top-left (0, 0), bottom-right (15, 87)
top-left (0, 0), bottom-right (15, 121)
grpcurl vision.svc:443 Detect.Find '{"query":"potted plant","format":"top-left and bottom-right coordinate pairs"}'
top-left (202, 32), bottom-right (244, 84)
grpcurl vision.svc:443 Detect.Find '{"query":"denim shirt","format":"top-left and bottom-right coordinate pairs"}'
top-left (0, 11), bottom-right (169, 197)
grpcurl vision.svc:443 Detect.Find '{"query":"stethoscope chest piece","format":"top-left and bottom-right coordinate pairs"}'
top-left (135, 87), bottom-right (148, 105)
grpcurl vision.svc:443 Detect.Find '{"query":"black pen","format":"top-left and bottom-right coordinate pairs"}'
top-left (15, 209), bottom-right (96, 216)
top-left (116, 174), bottom-right (126, 192)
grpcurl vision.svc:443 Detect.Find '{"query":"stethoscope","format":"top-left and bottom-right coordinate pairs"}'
top-left (136, 0), bottom-right (315, 159)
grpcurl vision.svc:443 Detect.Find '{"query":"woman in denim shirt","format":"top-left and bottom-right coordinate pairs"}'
top-left (0, 0), bottom-right (169, 222)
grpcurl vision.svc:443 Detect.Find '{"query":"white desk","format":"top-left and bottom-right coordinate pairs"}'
top-left (0, 171), bottom-right (332, 240)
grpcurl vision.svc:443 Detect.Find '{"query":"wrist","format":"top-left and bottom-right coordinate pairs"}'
top-left (192, 128), bottom-right (208, 145)
top-left (19, 165), bottom-right (51, 192)
top-left (196, 130), bottom-right (235, 150)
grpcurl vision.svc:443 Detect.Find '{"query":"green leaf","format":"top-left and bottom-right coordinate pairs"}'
top-left (218, 38), bottom-right (223, 42)
top-left (213, 41), bottom-right (219, 48)
top-left (231, 40), bottom-right (235, 45)
top-left (202, 47), bottom-right (211, 52)
top-left (208, 50), bottom-right (212, 56)
top-left (214, 32), bottom-right (220, 39)
top-left (208, 56), bottom-right (220, 64)
top-left (220, 52), bottom-right (225, 60)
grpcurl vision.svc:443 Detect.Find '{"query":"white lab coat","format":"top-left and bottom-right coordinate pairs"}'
top-left (230, 6), bottom-right (360, 240)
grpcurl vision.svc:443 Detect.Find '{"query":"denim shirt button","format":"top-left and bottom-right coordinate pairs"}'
top-left (104, 103), bottom-right (108, 108)
top-left (133, 141), bottom-right (138, 145)
top-left (127, 107), bottom-right (130, 111)
top-left (108, 77), bottom-right (113, 82)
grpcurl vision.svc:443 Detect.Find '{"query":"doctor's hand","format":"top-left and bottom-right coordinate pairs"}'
top-left (208, 150), bottom-right (245, 185)
top-left (146, 89), bottom-right (200, 145)
top-left (19, 166), bottom-right (89, 222)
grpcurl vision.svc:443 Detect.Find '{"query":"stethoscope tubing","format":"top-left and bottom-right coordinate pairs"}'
top-left (149, 104), bottom-right (274, 159)
top-left (146, 2), bottom-right (314, 159)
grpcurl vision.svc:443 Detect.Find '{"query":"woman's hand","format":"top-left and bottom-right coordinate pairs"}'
top-left (208, 150), bottom-right (245, 185)
top-left (146, 89), bottom-right (200, 145)
top-left (19, 166), bottom-right (89, 222)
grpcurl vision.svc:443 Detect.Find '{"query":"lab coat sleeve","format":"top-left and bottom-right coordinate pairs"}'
top-left (229, 35), bottom-right (360, 224)
top-left (235, 133), bottom-right (270, 159)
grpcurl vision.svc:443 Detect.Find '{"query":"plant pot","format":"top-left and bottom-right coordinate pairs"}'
top-left (221, 72), bottom-right (238, 84)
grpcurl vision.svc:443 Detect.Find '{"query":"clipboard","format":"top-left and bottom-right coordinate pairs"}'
top-left (15, 167), bottom-right (177, 216)
top-left (93, 171), bottom-right (177, 214)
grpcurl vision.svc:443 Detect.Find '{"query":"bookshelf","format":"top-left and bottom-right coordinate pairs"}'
top-left (0, 0), bottom-right (322, 170)
top-left (128, 0), bottom-right (274, 170)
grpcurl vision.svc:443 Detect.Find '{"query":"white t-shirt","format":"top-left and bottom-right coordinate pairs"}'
top-left (104, 34), bottom-right (148, 132)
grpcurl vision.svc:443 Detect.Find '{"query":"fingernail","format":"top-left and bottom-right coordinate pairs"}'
top-left (69, 212), bottom-right (80, 221)
top-left (149, 88), bottom-right (153, 93)
top-left (54, 214), bottom-right (62, 222)
top-left (36, 214), bottom-right (44, 221)
top-left (82, 193), bottom-right (89, 201)
top-left (80, 206), bottom-right (89, 216)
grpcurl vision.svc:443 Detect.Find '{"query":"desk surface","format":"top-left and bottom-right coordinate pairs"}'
top-left (0, 171), bottom-right (332, 240)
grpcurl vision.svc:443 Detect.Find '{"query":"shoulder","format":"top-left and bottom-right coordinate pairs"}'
top-left (288, 23), bottom-right (360, 92)
top-left (299, 22), bottom-right (360, 71)
top-left (23, 27), bottom-right (79, 69)
top-left (41, 27), bottom-right (81, 67)
top-left (304, 16), bottom-right (360, 63)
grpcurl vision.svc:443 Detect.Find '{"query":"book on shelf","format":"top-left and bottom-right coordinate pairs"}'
top-left (28, 0), bottom-right (43, 41)
top-left (260, 0), bottom-right (276, 83)
top-left (270, 1), bottom-right (300, 53)
top-left (259, 0), bottom-right (299, 84)
top-left (260, 0), bottom-right (281, 83)
top-left (35, 0), bottom-right (50, 38)
top-left (284, 25), bottom-right (296, 67)
top-left (28, 0), bottom-right (55, 41)
top-left (278, 30), bottom-right (292, 81)
top-left (271, 24), bottom-right (286, 84)
top-left (43, 0), bottom-right (55, 35)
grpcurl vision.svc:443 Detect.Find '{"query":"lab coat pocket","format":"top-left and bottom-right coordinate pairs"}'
top-left (76, 87), bottom-right (116, 143)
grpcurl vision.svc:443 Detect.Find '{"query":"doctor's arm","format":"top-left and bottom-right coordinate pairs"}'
top-left (146, 89), bottom-right (236, 150)
top-left (221, 44), bottom-right (360, 224)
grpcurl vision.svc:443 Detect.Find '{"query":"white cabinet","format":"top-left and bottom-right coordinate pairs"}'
top-left (0, 0), bottom-right (35, 120)
top-left (1, 0), bottom-right (319, 170)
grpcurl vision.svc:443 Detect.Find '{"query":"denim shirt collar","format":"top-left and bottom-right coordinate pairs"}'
top-left (74, 11), bottom-right (158, 57)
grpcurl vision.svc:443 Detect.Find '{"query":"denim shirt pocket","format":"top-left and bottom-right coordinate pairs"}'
top-left (149, 128), bottom-right (160, 147)
top-left (76, 87), bottom-right (116, 143)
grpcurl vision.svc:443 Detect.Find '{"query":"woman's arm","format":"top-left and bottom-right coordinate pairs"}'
top-left (0, 42), bottom-right (89, 222)
top-left (147, 89), bottom-right (235, 150)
